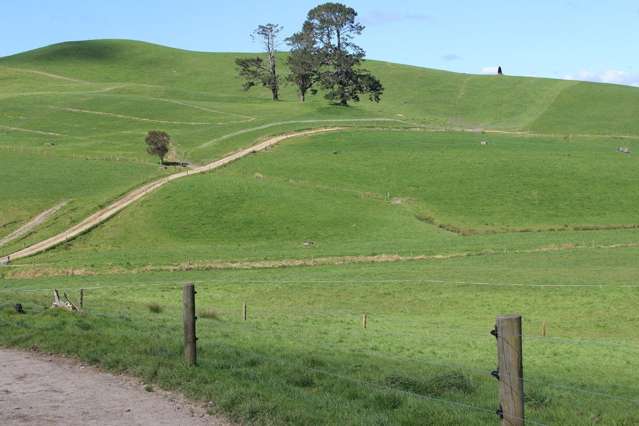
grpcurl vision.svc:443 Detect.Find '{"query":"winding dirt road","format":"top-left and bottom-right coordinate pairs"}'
top-left (2, 128), bottom-right (339, 263)
top-left (0, 202), bottom-right (68, 249)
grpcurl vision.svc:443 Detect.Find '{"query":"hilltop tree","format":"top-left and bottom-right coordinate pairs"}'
top-left (304, 3), bottom-right (383, 105)
top-left (235, 23), bottom-right (282, 100)
top-left (145, 130), bottom-right (171, 164)
top-left (286, 22), bottom-right (320, 102)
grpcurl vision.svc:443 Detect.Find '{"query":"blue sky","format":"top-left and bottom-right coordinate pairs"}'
top-left (3, 0), bottom-right (639, 85)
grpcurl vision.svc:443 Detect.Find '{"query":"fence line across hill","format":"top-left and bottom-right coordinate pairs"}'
top-left (2, 284), bottom-right (638, 424)
top-left (2, 283), bottom-right (639, 350)
top-left (0, 309), bottom-right (637, 407)
top-left (3, 276), bottom-right (639, 293)
top-left (0, 315), bottom-right (517, 424)
top-left (199, 338), bottom-right (516, 424)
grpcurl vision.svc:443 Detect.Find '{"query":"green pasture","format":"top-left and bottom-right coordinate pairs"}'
top-left (0, 149), bottom-right (166, 254)
top-left (1, 247), bottom-right (638, 425)
top-left (2, 39), bottom-right (639, 251)
top-left (23, 129), bottom-right (638, 268)
top-left (1, 39), bottom-right (639, 425)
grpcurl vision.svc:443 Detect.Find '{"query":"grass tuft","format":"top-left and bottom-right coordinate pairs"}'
top-left (525, 388), bottom-right (552, 409)
top-left (146, 302), bottom-right (162, 314)
top-left (199, 308), bottom-right (220, 320)
top-left (287, 373), bottom-right (315, 388)
top-left (384, 371), bottom-right (475, 396)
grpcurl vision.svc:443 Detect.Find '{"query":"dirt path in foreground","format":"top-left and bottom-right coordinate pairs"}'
top-left (0, 348), bottom-right (229, 426)
top-left (2, 128), bottom-right (339, 264)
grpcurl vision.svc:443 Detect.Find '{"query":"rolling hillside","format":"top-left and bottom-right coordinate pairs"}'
top-left (1, 39), bottom-right (638, 253)
top-left (2, 39), bottom-right (639, 135)
top-left (1, 40), bottom-right (639, 425)
top-left (1, 39), bottom-right (638, 263)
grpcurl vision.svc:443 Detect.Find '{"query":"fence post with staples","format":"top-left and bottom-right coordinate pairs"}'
top-left (493, 314), bottom-right (524, 426)
top-left (183, 283), bottom-right (197, 366)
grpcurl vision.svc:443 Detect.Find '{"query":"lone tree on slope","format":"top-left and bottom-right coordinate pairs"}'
top-left (286, 21), bottom-right (320, 102)
top-left (145, 130), bottom-right (171, 164)
top-left (304, 2), bottom-right (383, 105)
top-left (236, 23), bottom-right (283, 100)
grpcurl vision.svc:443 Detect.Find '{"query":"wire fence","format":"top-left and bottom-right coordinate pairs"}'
top-left (4, 276), bottom-right (639, 291)
top-left (1, 282), bottom-right (638, 425)
top-left (2, 279), bottom-right (637, 347)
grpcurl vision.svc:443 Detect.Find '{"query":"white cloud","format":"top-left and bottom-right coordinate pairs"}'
top-left (480, 66), bottom-right (499, 74)
top-left (562, 69), bottom-right (639, 87)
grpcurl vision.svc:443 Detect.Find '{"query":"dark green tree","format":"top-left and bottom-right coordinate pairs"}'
top-left (304, 3), bottom-right (383, 105)
top-left (235, 23), bottom-right (282, 100)
top-left (286, 22), bottom-right (319, 102)
top-left (145, 130), bottom-right (171, 164)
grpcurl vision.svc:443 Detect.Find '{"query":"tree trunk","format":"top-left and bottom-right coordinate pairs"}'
top-left (267, 45), bottom-right (279, 101)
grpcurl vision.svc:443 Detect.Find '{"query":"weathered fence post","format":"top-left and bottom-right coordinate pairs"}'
top-left (183, 283), bottom-right (197, 366)
top-left (80, 289), bottom-right (84, 309)
top-left (362, 313), bottom-right (368, 329)
top-left (243, 303), bottom-right (247, 321)
top-left (494, 315), bottom-right (524, 426)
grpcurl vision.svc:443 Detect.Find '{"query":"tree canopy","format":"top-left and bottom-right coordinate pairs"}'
top-left (234, 4), bottom-right (383, 105)
top-left (145, 130), bottom-right (171, 164)
top-left (235, 24), bottom-right (282, 100)
top-left (286, 22), bottom-right (319, 102)
top-left (304, 2), bottom-right (383, 105)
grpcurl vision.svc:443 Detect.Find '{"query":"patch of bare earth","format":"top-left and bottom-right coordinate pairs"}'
top-left (0, 348), bottom-right (230, 426)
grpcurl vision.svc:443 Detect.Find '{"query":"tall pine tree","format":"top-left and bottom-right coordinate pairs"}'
top-left (305, 3), bottom-right (383, 105)
top-left (286, 22), bottom-right (319, 102)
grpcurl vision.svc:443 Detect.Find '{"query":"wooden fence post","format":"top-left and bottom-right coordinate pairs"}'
top-left (362, 313), bottom-right (368, 329)
top-left (243, 303), bottom-right (247, 321)
top-left (80, 289), bottom-right (84, 309)
top-left (495, 315), bottom-right (524, 426)
top-left (183, 283), bottom-right (197, 366)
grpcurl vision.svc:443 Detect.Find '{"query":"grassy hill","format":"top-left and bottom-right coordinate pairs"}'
top-left (1, 39), bottom-right (639, 425)
top-left (2, 39), bottom-right (638, 256)
top-left (3, 39), bottom-right (639, 135)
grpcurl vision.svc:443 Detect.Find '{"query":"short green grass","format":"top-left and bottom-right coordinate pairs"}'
top-left (0, 149), bottom-right (167, 254)
top-left (2, 39), bottom-right (639, 425)
top-left (2, 39), bottom-right (639, 251)
top-left (27, 129), bottom-right (638, 269)
top-left (2, 247), bottom-right (638, 425)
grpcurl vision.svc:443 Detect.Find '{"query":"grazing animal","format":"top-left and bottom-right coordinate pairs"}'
top-left (480, 141), bottom-right (488, 145)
